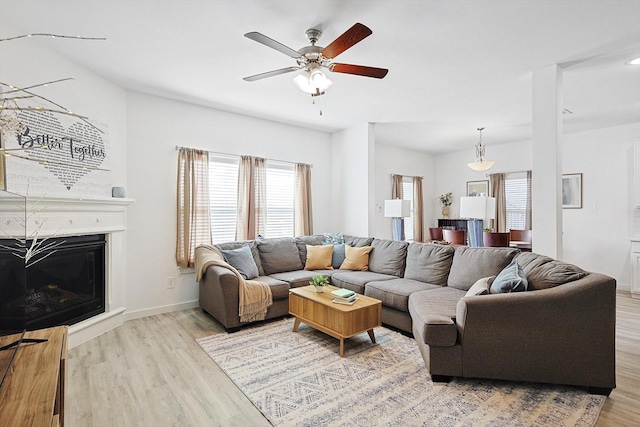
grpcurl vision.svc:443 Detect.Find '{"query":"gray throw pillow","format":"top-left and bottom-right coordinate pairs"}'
top-left (331, 243), bottom-right (346, 269)
top-left (221, 245), bottom-right (259, 280)
top-left (489, 257), bottom-right (528, 293)
top-left (323, 232), bottom-right (344, 245)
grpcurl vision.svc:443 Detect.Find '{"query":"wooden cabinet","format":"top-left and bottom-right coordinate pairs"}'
top-left (438, 219), bottom-right (468, 232)
top-left (0, 326), bottom-right (67, 426)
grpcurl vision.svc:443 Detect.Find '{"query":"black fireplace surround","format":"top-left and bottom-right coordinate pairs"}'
top-left (0, 234), bottom-right (106, 333)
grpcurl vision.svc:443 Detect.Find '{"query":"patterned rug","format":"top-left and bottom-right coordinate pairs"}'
top-left (196, 318), bottom-right (605, 426)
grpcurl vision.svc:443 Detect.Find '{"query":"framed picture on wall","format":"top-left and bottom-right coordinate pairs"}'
top-left (467, 180), bottom-right (489, 197)
top-left (562, 173), bottom-right (582, 209)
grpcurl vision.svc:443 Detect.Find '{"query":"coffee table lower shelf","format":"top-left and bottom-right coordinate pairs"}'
top-left (289, 285), bottom-right (382, 357)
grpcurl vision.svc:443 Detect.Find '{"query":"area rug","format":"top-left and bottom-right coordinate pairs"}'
top-left (196, 319), bottom-right (605, 426)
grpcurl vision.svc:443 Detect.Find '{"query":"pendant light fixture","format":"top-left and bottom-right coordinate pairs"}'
top-left (467, 127), bottom-right (495, 172)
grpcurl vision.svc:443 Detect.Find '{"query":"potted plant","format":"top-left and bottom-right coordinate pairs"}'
top-left (309, 274), bottom-right (330, 292)
top-left (439, 192), bottom-right (452, 218)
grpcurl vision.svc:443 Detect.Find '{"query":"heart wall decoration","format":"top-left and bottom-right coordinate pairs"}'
top-left (2, 104), bottom-right (112, 197)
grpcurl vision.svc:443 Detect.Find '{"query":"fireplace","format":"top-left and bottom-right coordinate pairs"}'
top-left (0, 234), bottom-right (106, 331)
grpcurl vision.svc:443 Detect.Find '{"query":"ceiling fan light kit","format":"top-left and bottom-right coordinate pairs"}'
top-left (467, 127), bottom-right (495, 172)
top-left (244, 23), bottom-right (388, 98)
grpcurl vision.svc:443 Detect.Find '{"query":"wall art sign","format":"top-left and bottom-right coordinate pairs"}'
top-left (1, 101), bottom-right (112, 197)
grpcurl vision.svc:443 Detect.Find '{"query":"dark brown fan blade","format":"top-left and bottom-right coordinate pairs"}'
top-left (243, 66), bottom-right (301, 82)
top-left (330, 63), bottom-right (389, 79)
top-left (245, 32), bottom-right (302, 59)
top-left (322, 23), bottom-right (372, 59)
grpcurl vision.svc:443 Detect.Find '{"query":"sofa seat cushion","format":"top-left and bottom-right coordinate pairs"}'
top-left (368, 239), bottom-right (409, 276)
top-left (255, 276), bottom-right (290, 300)
top-left (404, 242), bottom-right (455, 285)
top-left (447, 247), bottom-right (519, 291)
top-left (258, 237), bottom-right (303, 275)
top-left (408, 287), bottom-right (466, 347)
top-left (364, 279), bottom-right (441, 312)
top-left (268, 270), bottom-right (333, 289)
top-left (331, 271), bottom-right (396, 295)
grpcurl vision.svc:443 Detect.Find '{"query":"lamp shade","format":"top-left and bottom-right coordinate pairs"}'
top-left (384, 199), bottom-right (411, 218)
top-left (292, 68), bottom-right (333, 94)
top-left (459, 196), bottom-right (496, 220)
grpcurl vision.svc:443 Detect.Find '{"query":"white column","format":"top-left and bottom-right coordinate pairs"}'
top-left (531, 65), bottom-right (563, 258)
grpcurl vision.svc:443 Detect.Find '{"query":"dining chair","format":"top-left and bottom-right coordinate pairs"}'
top-left (509, 229), bottom-right (532, 243)
top-left (483, 232), bottom-right (510, 247)
top-left (428, 227), bottom-right (444, 241)
top-left (442, 229), bottom-right (466, 245)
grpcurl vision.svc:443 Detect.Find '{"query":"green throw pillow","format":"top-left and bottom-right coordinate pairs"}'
top-left (489, 257), bottom-right (528, 293)
top-left (221, 245), bottom-right (259, 280)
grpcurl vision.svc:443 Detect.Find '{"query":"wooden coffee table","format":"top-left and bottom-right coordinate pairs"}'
top-left (289, 285), bottom-right (382, 357)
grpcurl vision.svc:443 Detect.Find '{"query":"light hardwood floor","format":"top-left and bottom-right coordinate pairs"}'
top-left (66, 293), bottom-right (640, 426)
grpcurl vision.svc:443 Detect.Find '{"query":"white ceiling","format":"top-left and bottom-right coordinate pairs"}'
top-left (1, 0), bottom-right (639, 154)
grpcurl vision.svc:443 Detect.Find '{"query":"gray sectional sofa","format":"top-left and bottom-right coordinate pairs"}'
top-left (197, 234), bottom-right (616, 395)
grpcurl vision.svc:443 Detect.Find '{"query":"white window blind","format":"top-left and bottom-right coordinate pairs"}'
top-left (209, 155), bottom-right (239, 244)
top-left (402, 178), bottom-right (414, 241)
top-left (266, 161), bottom-right (294, 238)
top-left (505, 172), bottom-right (528, 230)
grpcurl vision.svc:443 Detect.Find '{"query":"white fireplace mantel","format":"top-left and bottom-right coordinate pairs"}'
top-left (0, 194), bottom-right (135, 348)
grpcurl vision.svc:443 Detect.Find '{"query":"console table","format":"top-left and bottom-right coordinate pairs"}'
top-left (0, 326), bottom-right (68, 426)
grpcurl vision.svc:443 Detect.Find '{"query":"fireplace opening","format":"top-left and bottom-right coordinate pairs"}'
top-left (0, 234), bottom-right (106, 331)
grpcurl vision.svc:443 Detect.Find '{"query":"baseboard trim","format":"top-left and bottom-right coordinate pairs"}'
top-left (123, 300), bottom-right (200, 322)
top-left (68, 307), bottom-right (126, 349)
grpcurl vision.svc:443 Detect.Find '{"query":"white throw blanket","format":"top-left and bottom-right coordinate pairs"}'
top-left (195, 245), bottom-right (273, 322)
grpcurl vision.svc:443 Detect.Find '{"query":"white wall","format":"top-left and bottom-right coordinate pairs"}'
top-left (373, 143), bottom-right (435, 240)
top-left (330, 123), bottom-right (374, 236)
top-left (561, 122), bottom-right (640, 290)
top-left (125, 91), bottom-right (333, 316)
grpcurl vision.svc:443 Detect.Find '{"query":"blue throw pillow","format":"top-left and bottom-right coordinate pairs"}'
top-left (331, 243), bottom-right (346, 269)
top-left (490, 257), bottom-right (528, 293)
top-left (221, 245), bottom-right (259, 280)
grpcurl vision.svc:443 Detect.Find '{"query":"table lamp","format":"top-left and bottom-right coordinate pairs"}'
top-left (384, 199), bottom-right (411, 241)
top-left (459, 196), bottom-right (496, 247)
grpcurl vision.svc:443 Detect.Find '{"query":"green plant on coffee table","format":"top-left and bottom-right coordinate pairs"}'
top-left (439, 192), bottom-right (452, 207)
top-left (309, 274), bottom-right (330, 288)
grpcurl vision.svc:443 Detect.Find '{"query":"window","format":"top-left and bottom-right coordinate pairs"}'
top-left (265, 162), bottom-right (294, 238)
top-left (505, 172), bottom-right (528, 230)
top-left (402, 178), bottom-right (414, 241)
top-left (209, 155), bottom-right (239, 244)
top-left (208, 155), bottom-right (295, 243)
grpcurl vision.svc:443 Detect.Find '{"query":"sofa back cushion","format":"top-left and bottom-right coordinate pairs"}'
top-left (405, 242), bottom-right (455, 285)
top-left (215, 240), bottom-right (264, 276)
top-left (295, 235), bottom-right (325, 266)
top-left (257, 237), bottom-right (303, 275)
top-left (343, 235), bottom-right (374, 247)
top-left (368, 238), bottom-right (409, 277)
top-left (447, 247), bottom-right (519, 291)
top-left (516, 252), bottom-right (588, 290)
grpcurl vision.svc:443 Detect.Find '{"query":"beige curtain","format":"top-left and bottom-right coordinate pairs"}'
top-left (489, 173), bottom-right (507, 232)
top-left (236, 155), bottom-right (266, 240)
top-left (412, 176), bottom-right (424, 242)
top-left (526, 170), bottom-right (532, 230)
top-left (392, 174), bottom-right (403, 199)
top-left (176, 148), bottom-right (211, 268)
top-left (294, 163), bottom-right (313, 236)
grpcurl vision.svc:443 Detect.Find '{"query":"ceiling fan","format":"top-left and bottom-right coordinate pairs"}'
top-left (243, 23), bottom-right (388, 96)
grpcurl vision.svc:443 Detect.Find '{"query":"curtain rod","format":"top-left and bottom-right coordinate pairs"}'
top-left (485, 169), bottom-right (531, 177)
top-left (391, 173), bottom-right (423, 178)
top-left (175, 145), bottom-right (312, 168)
